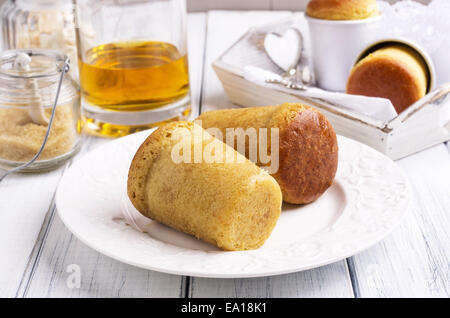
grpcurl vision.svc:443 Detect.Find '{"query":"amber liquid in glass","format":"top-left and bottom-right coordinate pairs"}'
top-left (79, 41), bottom-right (190, 137)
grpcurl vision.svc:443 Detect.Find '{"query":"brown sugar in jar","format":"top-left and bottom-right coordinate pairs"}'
top-left (0, 49), bottom-right (81, 171)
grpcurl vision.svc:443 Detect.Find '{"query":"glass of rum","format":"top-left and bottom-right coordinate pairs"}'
top-left (74, 0), bottom-right (191, 137)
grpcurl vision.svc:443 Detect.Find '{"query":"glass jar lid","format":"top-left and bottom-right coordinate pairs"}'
top-left (0, 49), bottom-right (77, 109)
top-left (0, 49), bottom-right (69, 79)
top-left (15, 0), bottom-right (72, 10)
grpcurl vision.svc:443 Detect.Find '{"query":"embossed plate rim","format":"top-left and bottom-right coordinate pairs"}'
top-left (56, 129), bottom-right (411, 278)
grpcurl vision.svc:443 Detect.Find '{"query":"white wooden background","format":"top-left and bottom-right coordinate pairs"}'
top-left (0, 11), bottom-right (449, 298)
top-left (186, 0), bottom-right (430, 11)
top-left (0, 0), bottom-right (432, 10)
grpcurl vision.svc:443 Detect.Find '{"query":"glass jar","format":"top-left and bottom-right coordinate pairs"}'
top-left (75, 0), bottom-right (191, 138)
top-left (0, 49), bottom-right (81, 172)
top-left (0, 0), bottom-right (77, 79)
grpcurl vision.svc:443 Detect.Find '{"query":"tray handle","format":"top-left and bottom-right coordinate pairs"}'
top-left (387, 83), bottom-right (450, 129)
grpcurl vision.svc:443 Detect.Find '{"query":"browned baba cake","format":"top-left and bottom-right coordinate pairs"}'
top-left (197, 103), bottom-right (339, 205)
top-left (306, 0), bottom-right (379, 20)
top-left (347, 45), bottom-right (428, 114)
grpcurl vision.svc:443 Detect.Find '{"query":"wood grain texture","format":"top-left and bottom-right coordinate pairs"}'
top-left (349, 144), bottom-right (450, 297)
top-left (189, 10), bottom-right (355, 298)
top-left (187, 13), bottom-right (207, 117)
top-left (186, 0), bottom-right (430, 12)
top-left (271, 0), bottom-right (308, 10)
top-left (24, 212), bottom-right (184, 297)
top-left (21, 13), bottom-right (207, 298)
top-left (189, 263), bottom-right (353, 298)
top-left (187, 0), bottom-right (271, 12)
top-left (0, 166), bottom-right (65, 297)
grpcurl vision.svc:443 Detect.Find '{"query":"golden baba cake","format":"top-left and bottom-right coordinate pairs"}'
top-left (346, 45), bottom-right (428, 114)
top-left (306, 0), bottom-right (379, 20)
top-left (197, 103), bottom-right (339, 205)
top-left (127, 121), bottom-right (282, 251)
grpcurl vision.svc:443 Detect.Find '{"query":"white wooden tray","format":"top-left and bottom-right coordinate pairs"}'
top-left (212, 15), bottom-right (450, 160)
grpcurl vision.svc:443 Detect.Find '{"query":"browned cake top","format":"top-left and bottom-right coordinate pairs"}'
top-left (269, 103), bottom-right (339, 204)
top-left (306, 0), bottom-right (379, 20)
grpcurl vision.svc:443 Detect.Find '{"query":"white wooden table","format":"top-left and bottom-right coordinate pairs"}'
top-left (1, 11), bottom-right (449, 298)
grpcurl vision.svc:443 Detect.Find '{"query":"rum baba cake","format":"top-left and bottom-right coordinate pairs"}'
top-left (197, 103), bottom-right (339, 205)
top-left (346, 45), bottom-right (428, 114)
top-left (127, 121), bottom-right (282, 251)
top-left (306, 0), bottom-right (379, 20)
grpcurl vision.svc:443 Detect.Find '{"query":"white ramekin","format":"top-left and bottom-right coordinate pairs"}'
top-left (306, 14), bottom-right (382, 92)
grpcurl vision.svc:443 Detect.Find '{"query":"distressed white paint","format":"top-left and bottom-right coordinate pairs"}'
top-left (0, 10), bottom-right (447, 298)
top-left (189, 263), bottom-right (354, 298)
top-left (24, 213), bottom-right (184, 297)
top-left (188, 0), bottom-right (272, 12)
top-left (350, 144), bottom-right (450, 297)
top-left (186, 0), bottom-right (431, 12)
top-left (0, 167), bottom-right (65, 297)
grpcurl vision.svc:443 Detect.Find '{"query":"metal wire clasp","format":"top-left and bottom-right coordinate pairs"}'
top-left (0, 56), bottom-right (70, 182)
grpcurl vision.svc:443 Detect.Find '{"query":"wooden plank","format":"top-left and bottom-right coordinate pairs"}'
top-left (189, 10), bottom-right (355, 298)
top-left (0, 93), bottom-right (95, 298)
top-left (186, 0), bottom-right (429, 12)
top-left (187, 13), bottom-right (207, 117)
top-left (187, 0), bottom-right (271, 12)
top-left (14, 136), bottom-right (97, 297)
top-left (13, 136), bottom-right (101, 297)
top-left (0, 166), bottom-right (65, 297)
top-left (23, 13), bottom-right (207, 298)
top-left (271, 0), bottom-right (308, 11)
top-left (24, 211), bottom-right (184, 297)
top-left (189, 263), bottom-right (353, 298)
top-left (349, 144), bottom-right (450, 297)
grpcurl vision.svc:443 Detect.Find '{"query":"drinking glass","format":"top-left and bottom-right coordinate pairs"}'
top-left (74, 0), bottom-right (190, 137)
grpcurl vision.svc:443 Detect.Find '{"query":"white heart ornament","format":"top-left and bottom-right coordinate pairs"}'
top-left (264, 28), bottom-right (303, 72)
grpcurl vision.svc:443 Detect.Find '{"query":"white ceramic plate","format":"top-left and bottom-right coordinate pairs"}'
top-left (56, 129), bottom-right (410, 278)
